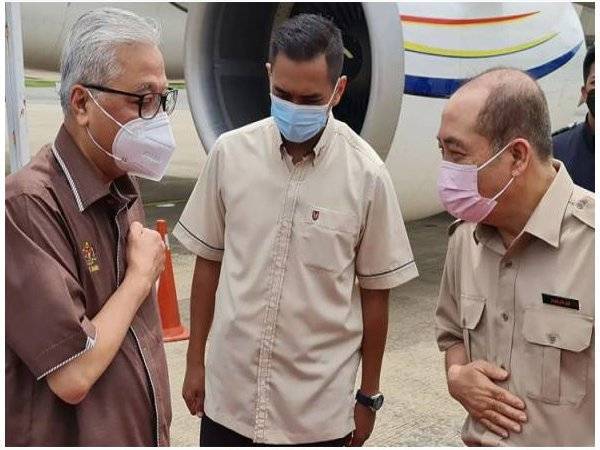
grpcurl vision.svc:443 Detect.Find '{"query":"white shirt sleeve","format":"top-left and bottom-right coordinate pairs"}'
top-left (355, 165), bottom-right (418, 290)
top-left (173, 139), bottom-right (226, 261)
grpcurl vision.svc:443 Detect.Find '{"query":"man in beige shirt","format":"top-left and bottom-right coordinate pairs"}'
top-left (174, 13), bottom-right (418, 446)
top-left (435, 68), bottom-right (594, 446)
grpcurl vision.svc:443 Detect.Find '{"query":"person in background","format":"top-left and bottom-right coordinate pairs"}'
top-left (553, 44), bottom-right (595, 191)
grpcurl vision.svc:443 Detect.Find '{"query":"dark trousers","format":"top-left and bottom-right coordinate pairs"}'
top-left (200, 414), bottom-right (351, 447)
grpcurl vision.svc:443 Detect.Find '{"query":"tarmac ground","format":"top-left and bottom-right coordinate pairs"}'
top-left (8, 81), bottom-right (468, 446)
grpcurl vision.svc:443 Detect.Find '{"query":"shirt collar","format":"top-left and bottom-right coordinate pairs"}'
top-left (272, 111), bottom-right (337, 163)
top-left (52, 124), bottom-right (138, 212)
top-left (522, 160), bottom-right (573, 248)
top-left (473, 160), bottom-right (573, 250)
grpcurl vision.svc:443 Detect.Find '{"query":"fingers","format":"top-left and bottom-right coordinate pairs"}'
top-left (491, 386), bottom-right (526, 410)
top-left (489, 396), bottom-right (527, 422)
top-left (182, 390), bottom-right (197, 415)
top-left (349, 432), bottom-right (367, 447)
top-left (482, 409), bottom-right (522, 433)
top-left (183, 382), bottom-right (201, 415)
top-left (479, 417), bottom-right (509, 439)
top-left (345, 433), bottom-right (353, 446)
top-left (475, 360), bottom-right (508, 381)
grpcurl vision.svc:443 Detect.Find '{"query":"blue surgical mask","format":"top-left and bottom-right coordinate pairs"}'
top-left (270, 79), bottom-right (339, 143)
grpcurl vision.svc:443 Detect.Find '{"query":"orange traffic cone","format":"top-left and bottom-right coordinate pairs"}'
top-left (155, 219), bottom-right (189, 342)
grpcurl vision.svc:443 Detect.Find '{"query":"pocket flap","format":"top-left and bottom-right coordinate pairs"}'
top-left (299, 204), bottom-right (359, 234)
top-left (523, 308), bottom-right (593, 352)
top-left (460, 295), bottom-right (486, 330)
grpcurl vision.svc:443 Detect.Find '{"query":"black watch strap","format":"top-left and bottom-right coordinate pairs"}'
top-left (355, 390), bottom-right (384, 411)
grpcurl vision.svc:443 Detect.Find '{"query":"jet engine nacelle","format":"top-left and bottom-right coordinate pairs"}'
top-left (183, 3), bottom-right (586, 221)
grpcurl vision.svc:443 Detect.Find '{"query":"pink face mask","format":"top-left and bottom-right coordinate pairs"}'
top-left (437, 142), bottom-right (515, 223)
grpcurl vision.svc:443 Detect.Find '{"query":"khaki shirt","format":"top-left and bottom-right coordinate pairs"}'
top-left (435, 161), bottom-right (594, 446)
top-left (174, 114), bottom-right (418, 444)
top-left (5, 125), bottom-right (171, 446)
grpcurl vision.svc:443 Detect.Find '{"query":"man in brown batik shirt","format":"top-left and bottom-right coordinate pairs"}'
top-left (5, 8), bottom-right (177, 445)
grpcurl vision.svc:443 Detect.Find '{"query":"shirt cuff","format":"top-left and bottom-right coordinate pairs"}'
top-left (357, 260), bottom-right (419, 290)
top-left (35, 317), bottom-right (97, 380)
top-left (173, 222), bottom-right (224, 262)
top-left (436, 328), bottom-right (464, 352)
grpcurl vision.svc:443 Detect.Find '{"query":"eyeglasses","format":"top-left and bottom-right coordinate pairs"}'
top-left (82, 84), bottom-right (178, 119)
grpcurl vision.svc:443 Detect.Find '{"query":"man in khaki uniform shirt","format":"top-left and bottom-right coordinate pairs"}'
top-left (175, 14), bottom-right (418, 446)
top-left (435, 68), bottom-right (594, 446)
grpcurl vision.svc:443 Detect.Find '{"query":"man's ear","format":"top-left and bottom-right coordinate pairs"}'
top-left (265, 62), bottom-right (272, 78)
top-left (71, 85), bottom-right (91, 127)
top-left (509, 139), bottom-right (531, 177)
top-left (332, 75), bottom-right (348, 107)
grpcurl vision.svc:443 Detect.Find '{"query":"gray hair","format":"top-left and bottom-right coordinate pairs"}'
top-left (59, 7), bottom-right (161, 114)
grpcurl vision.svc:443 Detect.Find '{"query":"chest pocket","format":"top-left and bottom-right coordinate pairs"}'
top-left (296, 204), bottom-right (359, 274)
top-left (522, 308), bottom-right (593, 406)
top-left (459, 294), bottom-right (487, 363)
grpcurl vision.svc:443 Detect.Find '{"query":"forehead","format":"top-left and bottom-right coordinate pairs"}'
top-left (439, 86), bottom-right (488, 143)
top-left (270, 52), bottom-right (331, 94)
top-left (113, 42), bottom-right (167, 91)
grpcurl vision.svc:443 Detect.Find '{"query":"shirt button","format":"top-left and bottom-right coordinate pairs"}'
top-left (504, 261), bottom-right (513, 268)
top-left (501, 312), bottom-right (509, 322)
top-left (500, 363), bottom-right (506, 371)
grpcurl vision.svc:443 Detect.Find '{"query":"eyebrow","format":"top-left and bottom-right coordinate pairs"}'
top-left (273, 85), bottom-right (322, 101)
top-left (132, 83), bottom-right (152, 93)
top-left (438, 136), bottom-right (465, 149)
top-left (132, 82), bottom-right (168, 93)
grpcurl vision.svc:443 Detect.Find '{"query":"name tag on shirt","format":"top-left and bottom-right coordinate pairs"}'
top-left (542, 293), bottom-right (580, 310)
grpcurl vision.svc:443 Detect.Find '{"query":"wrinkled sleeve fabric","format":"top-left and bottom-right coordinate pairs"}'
top-left (173, 139), bottom-right (226, 262)
top-left (435, 236), bottom-right (463, 351)
top-left (356, 165), bottom-right (419, 290)
top-left (6, 193), bottom-right (96, 380)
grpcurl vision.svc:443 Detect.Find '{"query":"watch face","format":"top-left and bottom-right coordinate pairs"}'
top-left (373, 394), bottom-right (384, 410)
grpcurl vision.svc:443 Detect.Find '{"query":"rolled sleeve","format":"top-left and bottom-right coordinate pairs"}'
top-left (173, 140), bottom-right (226, 261)
top-left (435, 237), bottom-right (463, 352)
top-left (356, 165), bottom-right (418, 290)
top-left (6, 194), bottom-right (97, 379)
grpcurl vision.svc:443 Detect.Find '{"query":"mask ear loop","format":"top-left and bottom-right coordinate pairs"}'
top-left (85, 127), bottom-right (124, 162)
top-left (268, 75), bottom-right (341, 110)
top-left (326, 78), bottom-right (341, 112)
top-left (482, 140), bottom-right (519, 203)
top-left (477, 140), bottom-right (513, 172)
top-left (85, 90), bottom-right (126, 162)
top-left (87, 90), bottom-right (126, 128)
top-left (490, 176), bottom-right (514, 202)
top-left (86, 89), bottom-right (142, 138)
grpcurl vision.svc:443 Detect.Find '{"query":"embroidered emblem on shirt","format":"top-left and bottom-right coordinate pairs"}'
top-left (312, 210), bottom-right (320, 221)
top-left (82, 241), bottom-right (100, 273)
top-left (542, 293), bottom-right (579, 310)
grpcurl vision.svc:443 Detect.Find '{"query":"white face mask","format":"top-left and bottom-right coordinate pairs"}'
top-left (86, 90), bottom-right (176, 181)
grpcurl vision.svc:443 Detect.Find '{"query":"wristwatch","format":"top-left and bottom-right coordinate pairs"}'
top-left (355, 390), bottom-right (384, 411)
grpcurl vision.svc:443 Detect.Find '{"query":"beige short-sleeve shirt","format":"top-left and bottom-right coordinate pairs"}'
top-left (174, 114), bottom-right (418, 444)
top-left (435, 161), bottom-right (594, 446)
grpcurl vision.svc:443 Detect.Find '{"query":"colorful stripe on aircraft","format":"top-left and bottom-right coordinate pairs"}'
top-left (405, 32), bottom-right (558, 58)
top-left (400, 11), bottom-right (539, 26)
top-left (404, 41), bottom-right (583, 98)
